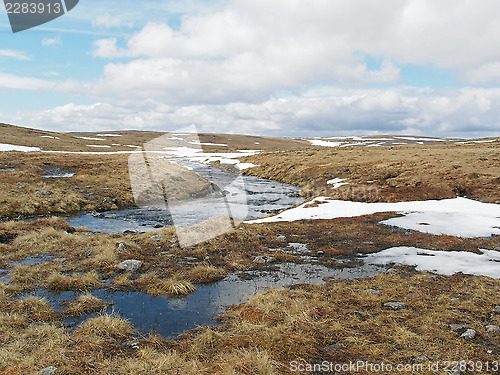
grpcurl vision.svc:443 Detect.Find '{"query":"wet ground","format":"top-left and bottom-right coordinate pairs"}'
top-left (23, 261), bottom-right (383, 338)
top-left (67, 160), bottom-right (303, 233)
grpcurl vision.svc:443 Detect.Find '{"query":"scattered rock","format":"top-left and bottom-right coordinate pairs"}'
top-left (495, 305), bottom-right (500, 313)
top-left (253, 256), bottom-right (275, 264)
top-left (34, 190), bottom-right (52, 196)
top-left (450, 323), bottom-right (469, 331)
top-left (415, 355), bottom-right (429, 362)
top-left (150, 235), bottom-right (165, 241)
top-left (118, 242), bottom-right (126, 250)
top-left (486, 325), bottom-right (500, 333)
top-left (116, 260), bottom-right (142, 272)
top-left (385, 268), bottom-right (404, 275)
top-left (383, 302), bottom-right (407, 310)
top-left (153, 224), bottom-right (163, 228)
top-left (256, 234), bottom-right (266, 241)
top-left (276, 235), bottom-right (287, 243)
top-left (364, 289), bottom-right (382, 295)
top-left (170, 244), bottom-right (180, 249)
top-left (323, 343), bottom-right (345, 351)
top-left (123, 230), bottom-right (137, 235)
top-left (460, 329), bottom-right (476, 339)
top-left (91, 211), bottom-right (104, 218)
top-left (317, 250), bottom-right (324, 255)
top-left (169, 238), bottom-right (177, 243)
top-left (123, 340), bottom-right (140, 349)
top-left (39, 367), bottom-right (58, 375)
top-left (17, 185), bottom-right (25, 189)
top-left (53, 258), bottom-right (66, 263)
top-left (451, 297), bottom-right (461, 302)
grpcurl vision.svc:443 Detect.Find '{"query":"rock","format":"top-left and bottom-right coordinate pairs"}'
top-left (364, 289), bottom-right (381, 295)
top-left (116, 260), bottom-right (142, 272)
top-left (53, 258), bottom-right (66, 263)
top-left (317, 250), bottom-right (324, 255)
top-left (323, 343), bottom-right (345, 351)
top-left (386, 268), bottom-right (404, 274)
top-left (34, 190), bottom-right (52, 196)
top-left (256, 234), bottom-right (266, 241)
top-left (150, 235), bottom-right (165, 241)
top-left (383, 302), bottom-right (407, 310)
top-left (450, 323), bottom-right (469, 331)
top-left (153, 224), bottom-right (163, 228)
top-left (17, 185), bottom-right (25, 189)
top-left (118, 242), bottom-right (126, 250)
top-left (123, 230), bottom-right (137, 235)
top-left (276, 235), bottom-right (287, 243)
top-left (39, 367), bottom-right (58, 375)
top-left (170, 244), bottom-right (180, 249)
top-left (123, 340), bottom-right (140, 349)
top-left (486, 325), bottom-right (500, 333)
top-left (460, 329), bottom-right (476, 339)
top-left (415, 355), bottom-right (429, 362)
top-left (253, 256), bottom-right (274, 264)
top-left (91, 211), bottom-right (104, 218)
top-left (495, 305), bottom-right (500, 313)
top-left (169, 238), bottom-right (177, 243)
top-left (451, 297), bottom-right (461, 302)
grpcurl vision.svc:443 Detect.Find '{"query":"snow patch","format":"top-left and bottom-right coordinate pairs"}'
top-left (248, 197), bottom-right (500, 238)
top-left (365, 247), bottom-right (500, 278)
top-left (0, 143), bottom-right (41, 152)
top-left (327, 178), bottom-right (349, 189)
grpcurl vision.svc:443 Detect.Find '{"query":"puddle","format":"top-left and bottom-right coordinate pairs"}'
top-left (41, 166), bottom-right (77, 178)
top-left (0, 168), bottom-right (15, 172)
top-left (0, 268), bottom-right (9, 283)
top-left (11, 254), bottom-right (53, 266)
top-left (21, 261), bottom-right (383, 338)
top-left (67, 161), bottom-right (303, 233)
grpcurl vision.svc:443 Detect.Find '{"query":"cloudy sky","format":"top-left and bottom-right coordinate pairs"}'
top-left (1, 0), bottom-right (500, 137)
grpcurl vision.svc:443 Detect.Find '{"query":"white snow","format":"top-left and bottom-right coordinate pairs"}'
top-left (455, 140), bottom-right (496, 144)
top-left (248, 197), bottom-right (500, 238)
top-left (308, 139), bottom-right (344, 147)
top-left (188, 141), bottom-right (228, 147)
top-left (162, 147), bottom-right (260, 170)
top-left (394, 136), bottom-right (447, 142)
top-left (0, 143), bottom-right (41, 152)
top-left (97, 134), bottom-right (122, 137)
top-left (86, 145), bottom-right (111, 148)
top-left (76, 136), bottom-right (106, 141)
top-left (40, 135), bottom-right (59, 139)
top-left (365, 247), bottom-right (500, 278)
top-left (327, 178), bottom-right (349, 189)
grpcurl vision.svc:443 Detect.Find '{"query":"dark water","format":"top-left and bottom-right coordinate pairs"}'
top-left (67, 161), bottom-right (303, 233)
top-left (25, 262), bottom-right (383, 338)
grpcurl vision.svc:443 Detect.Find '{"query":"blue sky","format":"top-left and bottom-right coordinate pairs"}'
top-left (1, 0), bottom-right (500, 137)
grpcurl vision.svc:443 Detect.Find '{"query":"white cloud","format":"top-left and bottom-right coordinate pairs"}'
top-left (0, 73), bottom-right (53, 90)
top-left (0, 49), bottom-right (30, 60)
top-left (42, 36), bottom-right (62, 47)
top-left (12, 87), bottom-right (500, 138)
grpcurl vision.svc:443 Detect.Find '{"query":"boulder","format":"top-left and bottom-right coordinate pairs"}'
top-left (116, 260), bottom-right (142, 272)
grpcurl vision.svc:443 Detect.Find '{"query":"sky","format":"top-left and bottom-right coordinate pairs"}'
top-left (1, 0), bottom-right (500, 138)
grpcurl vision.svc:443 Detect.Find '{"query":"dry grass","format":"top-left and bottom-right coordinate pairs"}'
top-left (243, 141), bottom-right (500, 203)
top-left (47, 271), bottom-right (103, 291)
top-left (73, 314), bottom-right (135, 340)
top-left (187, 264), bottom-right (228, 283)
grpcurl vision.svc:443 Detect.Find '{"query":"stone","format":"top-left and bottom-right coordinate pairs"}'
top-left (415, 356), bottom-right (429, 362)
top-left (256, 234), bottom-right (266, 241)
top-left (253, 256), bottom-right (274, 264)
top-left (383, 302), bottom-right (407, 310)
top-left (450, 323), bottom-right (469, 331)
top-left (364, 289), bottom-right (381, 295)
top-left (276, 235), bottom-right (287, 243)
top-left (116, 260), bottom-right (142, 272)
top-left (386, 268), bottom-right (404, 274)
top-left (118, 242), bottom-right (126, 250)
top-left (323, 343), bottom-right (345, 351)
top-left (34, 190), bottom-right (52, 196)
top-left (486, 325), bottom-right (500, 333)
top-left (39, 367), bottom-right (58, 375)
top-left (153, 224), bottom-right (163, 228)
top-left (123, 340), bottom-right (140, 349)
top-left (495, 305), bottom-right (500, 313)
top-left (460, 329), bottom-right (476, 339)
top-left (151, 235), bottom-right (165, 241)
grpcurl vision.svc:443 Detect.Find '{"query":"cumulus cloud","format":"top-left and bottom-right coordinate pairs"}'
top-left (12, 87), bottom-right (500, 138)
